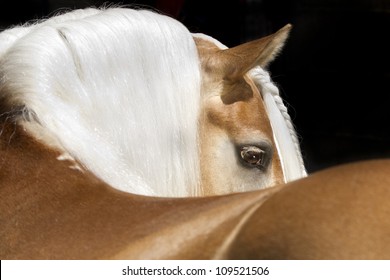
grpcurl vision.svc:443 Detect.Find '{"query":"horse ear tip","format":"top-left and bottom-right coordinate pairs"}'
top-left (275, 24), bottom-right (292, 43)
top-left (282, 24), bottom-right (293, 32)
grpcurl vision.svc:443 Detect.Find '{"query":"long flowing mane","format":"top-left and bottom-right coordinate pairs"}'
top-left (0, 8), bottom-right (201, 197)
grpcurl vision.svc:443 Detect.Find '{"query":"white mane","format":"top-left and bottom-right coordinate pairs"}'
top-left (0, 8), bottom-right (201, 197)
top-left (0, 8), bottom-right (102, 58)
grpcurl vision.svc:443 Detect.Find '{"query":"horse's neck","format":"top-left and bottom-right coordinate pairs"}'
top-left (0, 119), bottom-right (101, 198)
top-left (0, 120), bottom-right (114, 258)
top-left (0, 121), bottom-right (276, 259)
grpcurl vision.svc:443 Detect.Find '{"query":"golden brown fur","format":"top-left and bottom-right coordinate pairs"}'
top-left (229, 160), bottom-right (390, 259)
top-left (0, 120), bottom-right (277, 259)
top-left (1, 118), bottom-right (390, 259)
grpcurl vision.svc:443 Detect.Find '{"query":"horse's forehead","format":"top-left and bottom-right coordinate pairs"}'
top-left (206, 78), bottom-right (273, 140)
top-left (243, 76), bottom-right (271, 130)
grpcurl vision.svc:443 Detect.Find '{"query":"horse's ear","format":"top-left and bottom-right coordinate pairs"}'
top-left (219, 24), bottom-right (292, 80)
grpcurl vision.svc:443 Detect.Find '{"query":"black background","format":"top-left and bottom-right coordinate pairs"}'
top-left (1, 0), bottom-right (389, 173)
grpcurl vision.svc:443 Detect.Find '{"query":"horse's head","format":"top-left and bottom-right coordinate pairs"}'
top-left (0, 8), bottom-right (305, 197)
top-left (194, 25), bottom-right (304, 195)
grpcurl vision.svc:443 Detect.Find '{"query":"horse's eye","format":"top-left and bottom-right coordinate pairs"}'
top-left (240, 146), bottom-right (267, 169)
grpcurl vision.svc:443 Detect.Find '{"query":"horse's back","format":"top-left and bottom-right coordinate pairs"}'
top-left (228, 159), bottom-right (390, 259)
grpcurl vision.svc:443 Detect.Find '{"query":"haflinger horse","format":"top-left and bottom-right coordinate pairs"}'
top-left (1, 7), bottom-right (390, 260)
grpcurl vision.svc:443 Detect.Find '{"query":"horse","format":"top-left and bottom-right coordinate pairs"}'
top-left (0, 7), bottom-right (306, 198)
top-left (2, 7), bottom-right (389, 260)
